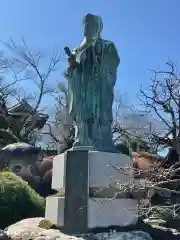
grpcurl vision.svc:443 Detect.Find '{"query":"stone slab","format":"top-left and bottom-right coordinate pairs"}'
top-left (51, 153), bottom-right (66, 191)
top-left (88, 151), bottom-right (133, 188)
top-left (88, 198), bottom-right (138, 228)
top-left (51, 151), bottom-right (133, 191)
top-left (45, 197), bottom-right (138, 229)
top-left (45, 196), bottom-right (64, 227)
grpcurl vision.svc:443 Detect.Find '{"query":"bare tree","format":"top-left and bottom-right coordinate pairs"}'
top-left (1, 38), bottom-right (62, 144)
top-left (43, 88), bottom-right (161, 154)
top-left (138, 60), bottom-right (180, 165)
top-left (39, 82), bottom-right (74, 152)
top-left (0, 51), bottom-right (30, 146)
top-left (55, 83), bottom-right (74, 151)
top-left (112, 92), bottom-right (161, 153)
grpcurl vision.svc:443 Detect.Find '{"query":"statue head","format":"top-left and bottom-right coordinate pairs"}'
top-left (83, 13), bottom-right (103, 40)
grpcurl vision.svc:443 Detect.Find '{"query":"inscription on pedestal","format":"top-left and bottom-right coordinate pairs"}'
top-left (63, 150), bottom-right (89, 234)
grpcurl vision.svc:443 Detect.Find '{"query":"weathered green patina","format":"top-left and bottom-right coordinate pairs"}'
top-left (64, 13), bottom-right (120, 152)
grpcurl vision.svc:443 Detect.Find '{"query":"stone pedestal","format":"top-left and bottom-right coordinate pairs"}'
top-left (45, 150), bottom-right (138, 234)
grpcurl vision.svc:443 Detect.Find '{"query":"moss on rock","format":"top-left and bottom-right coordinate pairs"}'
top-left (0, 172), bottom-right (45, 229)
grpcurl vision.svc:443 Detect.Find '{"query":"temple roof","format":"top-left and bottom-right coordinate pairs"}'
top-left (8, 99), bottom-right (48, 117)
top-left (8, 99), bottom-right (34, 113)
top-left (7, 99), bottom-right (49, 129)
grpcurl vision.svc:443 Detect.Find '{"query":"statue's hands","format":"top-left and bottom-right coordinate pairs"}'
top-left (68, 55), bottom-right (78, 69)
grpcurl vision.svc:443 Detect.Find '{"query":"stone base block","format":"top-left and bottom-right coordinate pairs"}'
top-left (88, 198), bottom-right (138, 228)
top-left (45, 196), bottom-right (65, 227)
top-left (45, 196), bottom-right (138, 229)
top-left (51, 151), bottom-right (133, 191)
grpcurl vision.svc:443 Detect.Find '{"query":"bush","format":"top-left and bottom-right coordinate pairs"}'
top-left (0, 171), bottom-right (45, 229)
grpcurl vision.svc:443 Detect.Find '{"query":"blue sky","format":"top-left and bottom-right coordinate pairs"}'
top-left (0, 0), bottom-right (179, 155)
top-left (0, 0), bottom-right (179, 105)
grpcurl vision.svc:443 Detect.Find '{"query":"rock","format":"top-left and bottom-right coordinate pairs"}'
top-left (144, 217), bottom-right (166, 226)
top-left (6, 226), bottom-right (44, 240)
top-left (6, 218), bottom-right (53, 231)
top-left (6, 222), bottom-right (82, 240)
top-left (33, 229), bottom-right (83, 240)
top-left (8, 217), bottom-right (180, 240)
top-left (144, 205), bottom-right (180, 231)
top-left (5, 218), bottom-right (54, 239)
top-left (7, 228), bottom-right (153, 240)
top-left (5, 218), bottom-right (153, 240)
top-left (0, 230), bottom-right (10, 240)
top-left (150, 225), bottom-right (180, 236)
top-left (135, 219), bottom-right (180, 239)
top-left (81, 231), bottom-right (152, 240)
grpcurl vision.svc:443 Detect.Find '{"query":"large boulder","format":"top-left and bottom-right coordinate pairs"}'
top-left (0, 172), bottom-right (45, 229)
top-left (5, 218), bottom-right (153, 240)
top-left (4, 217), bottom-right (180, 240)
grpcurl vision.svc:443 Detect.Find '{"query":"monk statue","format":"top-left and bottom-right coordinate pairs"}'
top-left (64, 13), bottom-right (120, 152)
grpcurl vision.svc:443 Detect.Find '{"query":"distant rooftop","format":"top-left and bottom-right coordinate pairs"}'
top-left (8, 99), bottom-right (48, 118)
top-left (7, 99), bottom-right (49, 129)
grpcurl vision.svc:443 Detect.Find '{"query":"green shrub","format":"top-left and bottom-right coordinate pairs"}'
top-left (0, 171), bottom-right (45, 229)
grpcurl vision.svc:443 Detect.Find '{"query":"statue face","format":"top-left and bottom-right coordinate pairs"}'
top-left (83, 14), bottom-right (97, 39)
